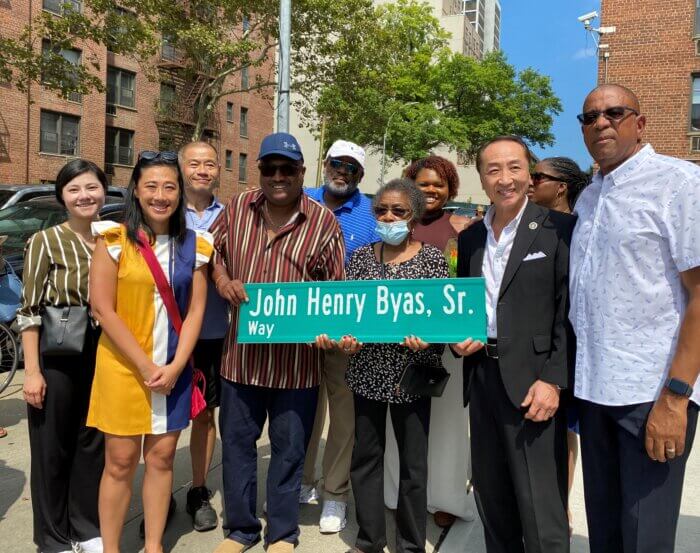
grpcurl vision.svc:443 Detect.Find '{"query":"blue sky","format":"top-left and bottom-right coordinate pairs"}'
top-left (499, 0), bottom-right (601, 168)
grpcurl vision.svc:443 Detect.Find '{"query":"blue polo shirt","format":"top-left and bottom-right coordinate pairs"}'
top-left (186, 198), bottom-right (230, 340)
top-left (304, 186), bottom-right (378, 264)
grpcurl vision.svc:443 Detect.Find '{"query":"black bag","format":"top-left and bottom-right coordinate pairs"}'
top-left (398, 362), bottom-right (451, 397)
top-left (40, 306), bottom-right (89, 356)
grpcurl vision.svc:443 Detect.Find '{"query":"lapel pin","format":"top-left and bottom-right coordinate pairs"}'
top-left (528, 221), bottom-right (538, 230)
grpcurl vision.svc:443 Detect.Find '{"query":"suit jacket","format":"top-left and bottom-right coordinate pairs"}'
top-left (457, 201), bottom-right (576, 408)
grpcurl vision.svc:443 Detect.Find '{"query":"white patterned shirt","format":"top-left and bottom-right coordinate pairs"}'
top-left (570, 145), bottom-right (700, 406)
top-left (482, 199), bottom-right (528, 339)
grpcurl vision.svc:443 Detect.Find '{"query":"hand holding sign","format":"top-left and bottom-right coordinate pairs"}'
top-left (451, 338), bottom-right (485, 357)
top-left (217, 278), bottom-right (249, 306)
top-left (403, 335), bottom-right (430, 352)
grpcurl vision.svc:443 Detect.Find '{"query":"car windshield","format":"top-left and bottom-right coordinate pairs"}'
top-left (0, 203), bottom-right (67, 256)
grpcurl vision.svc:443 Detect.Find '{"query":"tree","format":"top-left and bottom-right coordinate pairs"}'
top-left (306, 0), bottom-right (562, 163)
top-left (1, 0), bottom-right (375, 141)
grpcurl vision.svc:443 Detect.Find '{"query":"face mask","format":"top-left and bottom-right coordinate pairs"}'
top-left (375, 220), bottom-right (410, 246)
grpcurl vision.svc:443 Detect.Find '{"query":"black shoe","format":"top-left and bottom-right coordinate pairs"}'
top-left (139, 494), bottom-right (177, 539)
top-left (186, 486), bottom-right (218, 532)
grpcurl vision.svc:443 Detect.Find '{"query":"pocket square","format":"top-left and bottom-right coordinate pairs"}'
top-left (523, 251), bottom-right (546, 261)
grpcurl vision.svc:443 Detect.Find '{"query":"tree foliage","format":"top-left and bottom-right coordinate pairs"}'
top-left (308, 0), bottom-right (562, 162)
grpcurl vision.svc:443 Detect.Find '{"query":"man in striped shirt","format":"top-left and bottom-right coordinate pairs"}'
top-left (302, 140), bottom-right (378, 533)
top-left (210, 132), bottom-right (345, 553)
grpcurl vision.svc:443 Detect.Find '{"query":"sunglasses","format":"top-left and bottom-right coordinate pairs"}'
top-left (259, 162), bottom-right (301, 177)
top-left (576, 106), bottom-right (639, 126)
top-left (328, 158), bottom-right (360, 175)
top-left (531, 171), bottom-right (564, 185)
top-left (139, 150), bottom-right (178, 163)
top-left (373, 205), bottom-right (412, 218)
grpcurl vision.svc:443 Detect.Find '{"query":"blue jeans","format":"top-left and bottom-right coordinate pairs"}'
top-left (219, 379), bottom-right (319, 546)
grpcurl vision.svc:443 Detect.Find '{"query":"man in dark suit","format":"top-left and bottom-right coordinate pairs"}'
top-left (454, 135), bottom-right (575, 553)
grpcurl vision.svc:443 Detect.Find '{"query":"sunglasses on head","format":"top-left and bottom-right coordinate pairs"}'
top-left (373, 205), bottom-right (411, 218)
top-left (531, 171), bottom-right (564, 185)
top-left (576, 106), bottom-right (639, 126)
top-left (259, 162), bottom-right (301, 177)
top-left (328, 158), bottom-right (360, 175)
top-left (139, 150), bottom-right (178, 163)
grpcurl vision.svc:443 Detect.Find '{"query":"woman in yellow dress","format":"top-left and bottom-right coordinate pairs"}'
top-left (89, 151), bottom-right (212, 553)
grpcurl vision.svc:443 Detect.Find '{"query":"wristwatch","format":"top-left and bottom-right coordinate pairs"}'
top-left (664, 377), bottom-right (693, 398)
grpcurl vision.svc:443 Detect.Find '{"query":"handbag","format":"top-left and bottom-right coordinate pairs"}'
top-left (40, 305), bottom-right (89, 356)
top-left (135, 230), bottom-right (207, 420)
top-left (398, 361), bottom-right (451, 397)
top-left (0, 260), bottom-right (22, 323)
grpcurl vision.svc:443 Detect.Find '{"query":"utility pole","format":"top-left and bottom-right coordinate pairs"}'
top-left (277, 0), bottom-right (291, 133)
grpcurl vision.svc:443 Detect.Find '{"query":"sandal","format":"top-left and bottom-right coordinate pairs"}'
top-left (0, 427), bottom-right (7, 439)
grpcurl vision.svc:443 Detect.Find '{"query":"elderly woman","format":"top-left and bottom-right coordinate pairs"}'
top-left (317, 178), bottom-right (449, 553)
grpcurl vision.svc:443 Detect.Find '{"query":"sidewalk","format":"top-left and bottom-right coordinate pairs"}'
top-left (2, 369), bottom-right (700, 552)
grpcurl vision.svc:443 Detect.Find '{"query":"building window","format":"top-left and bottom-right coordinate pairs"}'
top-left (107, 67), bottom-right (136, 108)
top-left (161, 34), bottom-right (179, 62)
top-left (692, 76), bottom-right (700, 131)
top-left (106, 7), bottom-right (134, 52)
top-left (160, 83), bottom-right (176, 111)
top-left (696, 1), bottom-right (700, 36)
top-left (238, 153), bottom-right (247, 182)
top-left (240, 107), bottom-right (248, 137)
top-left (43, 0), bottom-right (80, 15)
top-left (241, 67), bottom-right (249, 89)
top-left (225, 150), bottom-right (233, 169)
top-left (40, 111), bottom-right (80, 155)
top-left (41, 40), bottom-right (82, 102)
top-left (226, 102), bottom-right (234, 122)
top-left (105, 127), bottom-right (134, 166)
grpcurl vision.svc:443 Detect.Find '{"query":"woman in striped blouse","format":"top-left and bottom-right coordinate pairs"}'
top-left (18, 160), bottom-right (108, 553)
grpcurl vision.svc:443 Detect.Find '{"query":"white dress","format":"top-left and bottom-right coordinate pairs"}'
top-left (384, 348), bottom-right (473, 517)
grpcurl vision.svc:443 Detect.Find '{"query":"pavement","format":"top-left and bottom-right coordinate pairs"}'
top-left (2, 368), bottom-right (700, 552)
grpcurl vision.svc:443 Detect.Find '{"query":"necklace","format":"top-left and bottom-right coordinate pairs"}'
top-left (263, 202), bottom-right (297, 231)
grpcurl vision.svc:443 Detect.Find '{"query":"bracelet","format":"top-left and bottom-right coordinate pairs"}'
top-left (214, 275), bottom-right (228, 290)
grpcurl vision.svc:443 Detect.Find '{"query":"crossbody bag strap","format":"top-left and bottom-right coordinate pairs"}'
top-left (135, 230), bottom-right (184, 335)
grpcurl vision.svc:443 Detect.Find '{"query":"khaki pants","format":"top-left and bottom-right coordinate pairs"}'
top-left (302, 349), bottom-right (354, 501)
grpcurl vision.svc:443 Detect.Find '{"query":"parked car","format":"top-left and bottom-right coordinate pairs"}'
top-left (0, 197), bottom-right (125, 277)
top-left (0, 184), bottom-right (127, 210)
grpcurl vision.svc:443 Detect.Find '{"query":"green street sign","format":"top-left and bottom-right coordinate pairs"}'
top-left (237, 278), bottom-right (486, 344)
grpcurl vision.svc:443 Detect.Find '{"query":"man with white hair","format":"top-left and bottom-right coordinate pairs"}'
top-left (302, 139), bottom-right (378, 533)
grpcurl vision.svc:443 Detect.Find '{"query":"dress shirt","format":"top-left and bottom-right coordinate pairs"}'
top-left (304, 186), bottom-right (379, 263)
top-left (186, 197), bottom-right (229, 339)
top-left (570, 145), bottom-right (700, 406)
top-left (210, 189), bottom-right (346, 389)
top-left (482, 199), bottom-right (528, 339)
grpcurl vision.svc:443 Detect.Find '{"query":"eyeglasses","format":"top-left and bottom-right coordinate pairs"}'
top-left (328, 158), bottom-right (360, 175)
top-left (531, 171), bottom-right (564, 185)
top-left (139, 150), bottom-right (178, 163)
top-left (373, 205), bottom-right (412, 218)
top-left (259, 163), bottom-right (301, 177)
top-left (576, 106), bottom-right (639, 126)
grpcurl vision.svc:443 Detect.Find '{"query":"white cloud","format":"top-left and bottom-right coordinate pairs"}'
top-left (573, 47), bottom-right (597, 60)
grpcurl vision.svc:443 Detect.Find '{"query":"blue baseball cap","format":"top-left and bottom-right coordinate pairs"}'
top-left (257, 132), bottom-right (304, 162)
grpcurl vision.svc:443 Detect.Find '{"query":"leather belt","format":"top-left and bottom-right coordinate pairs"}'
top-left (485, 339), bottom-right (498, 359)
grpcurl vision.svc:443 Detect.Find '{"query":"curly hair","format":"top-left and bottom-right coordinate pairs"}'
top-left (405, 156), bottom-right (460, 200)
top-left (373, 178), bottom-right (426, 222)
top-left (541, 157), bottom-right (591, 208)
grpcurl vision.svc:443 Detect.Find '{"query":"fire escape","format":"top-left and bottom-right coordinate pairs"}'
top-left (155, 39), bottom-right (221, 150)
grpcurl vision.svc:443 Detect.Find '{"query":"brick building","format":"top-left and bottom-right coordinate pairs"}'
top-left (0, 0), bottom-right (274, 200)
top-left (598, 0), bottom-right (700, 162)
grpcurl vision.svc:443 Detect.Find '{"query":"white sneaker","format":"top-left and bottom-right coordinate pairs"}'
top-left (78, 537), bottom-right (104, 553)
top-left (299, 484), bottom-right (319, 504)
top-left (319, 500), bottom-right (347, 533)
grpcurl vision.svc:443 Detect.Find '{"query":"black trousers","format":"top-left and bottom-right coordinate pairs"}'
top-left (578, 399), bottom-right (699, 553)
top-left (27, 327), bottom-right (104, 553)
top-left (351, 393), bottom-right (431, 553)
top-left (470, 357), bottom-right (569, 553)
